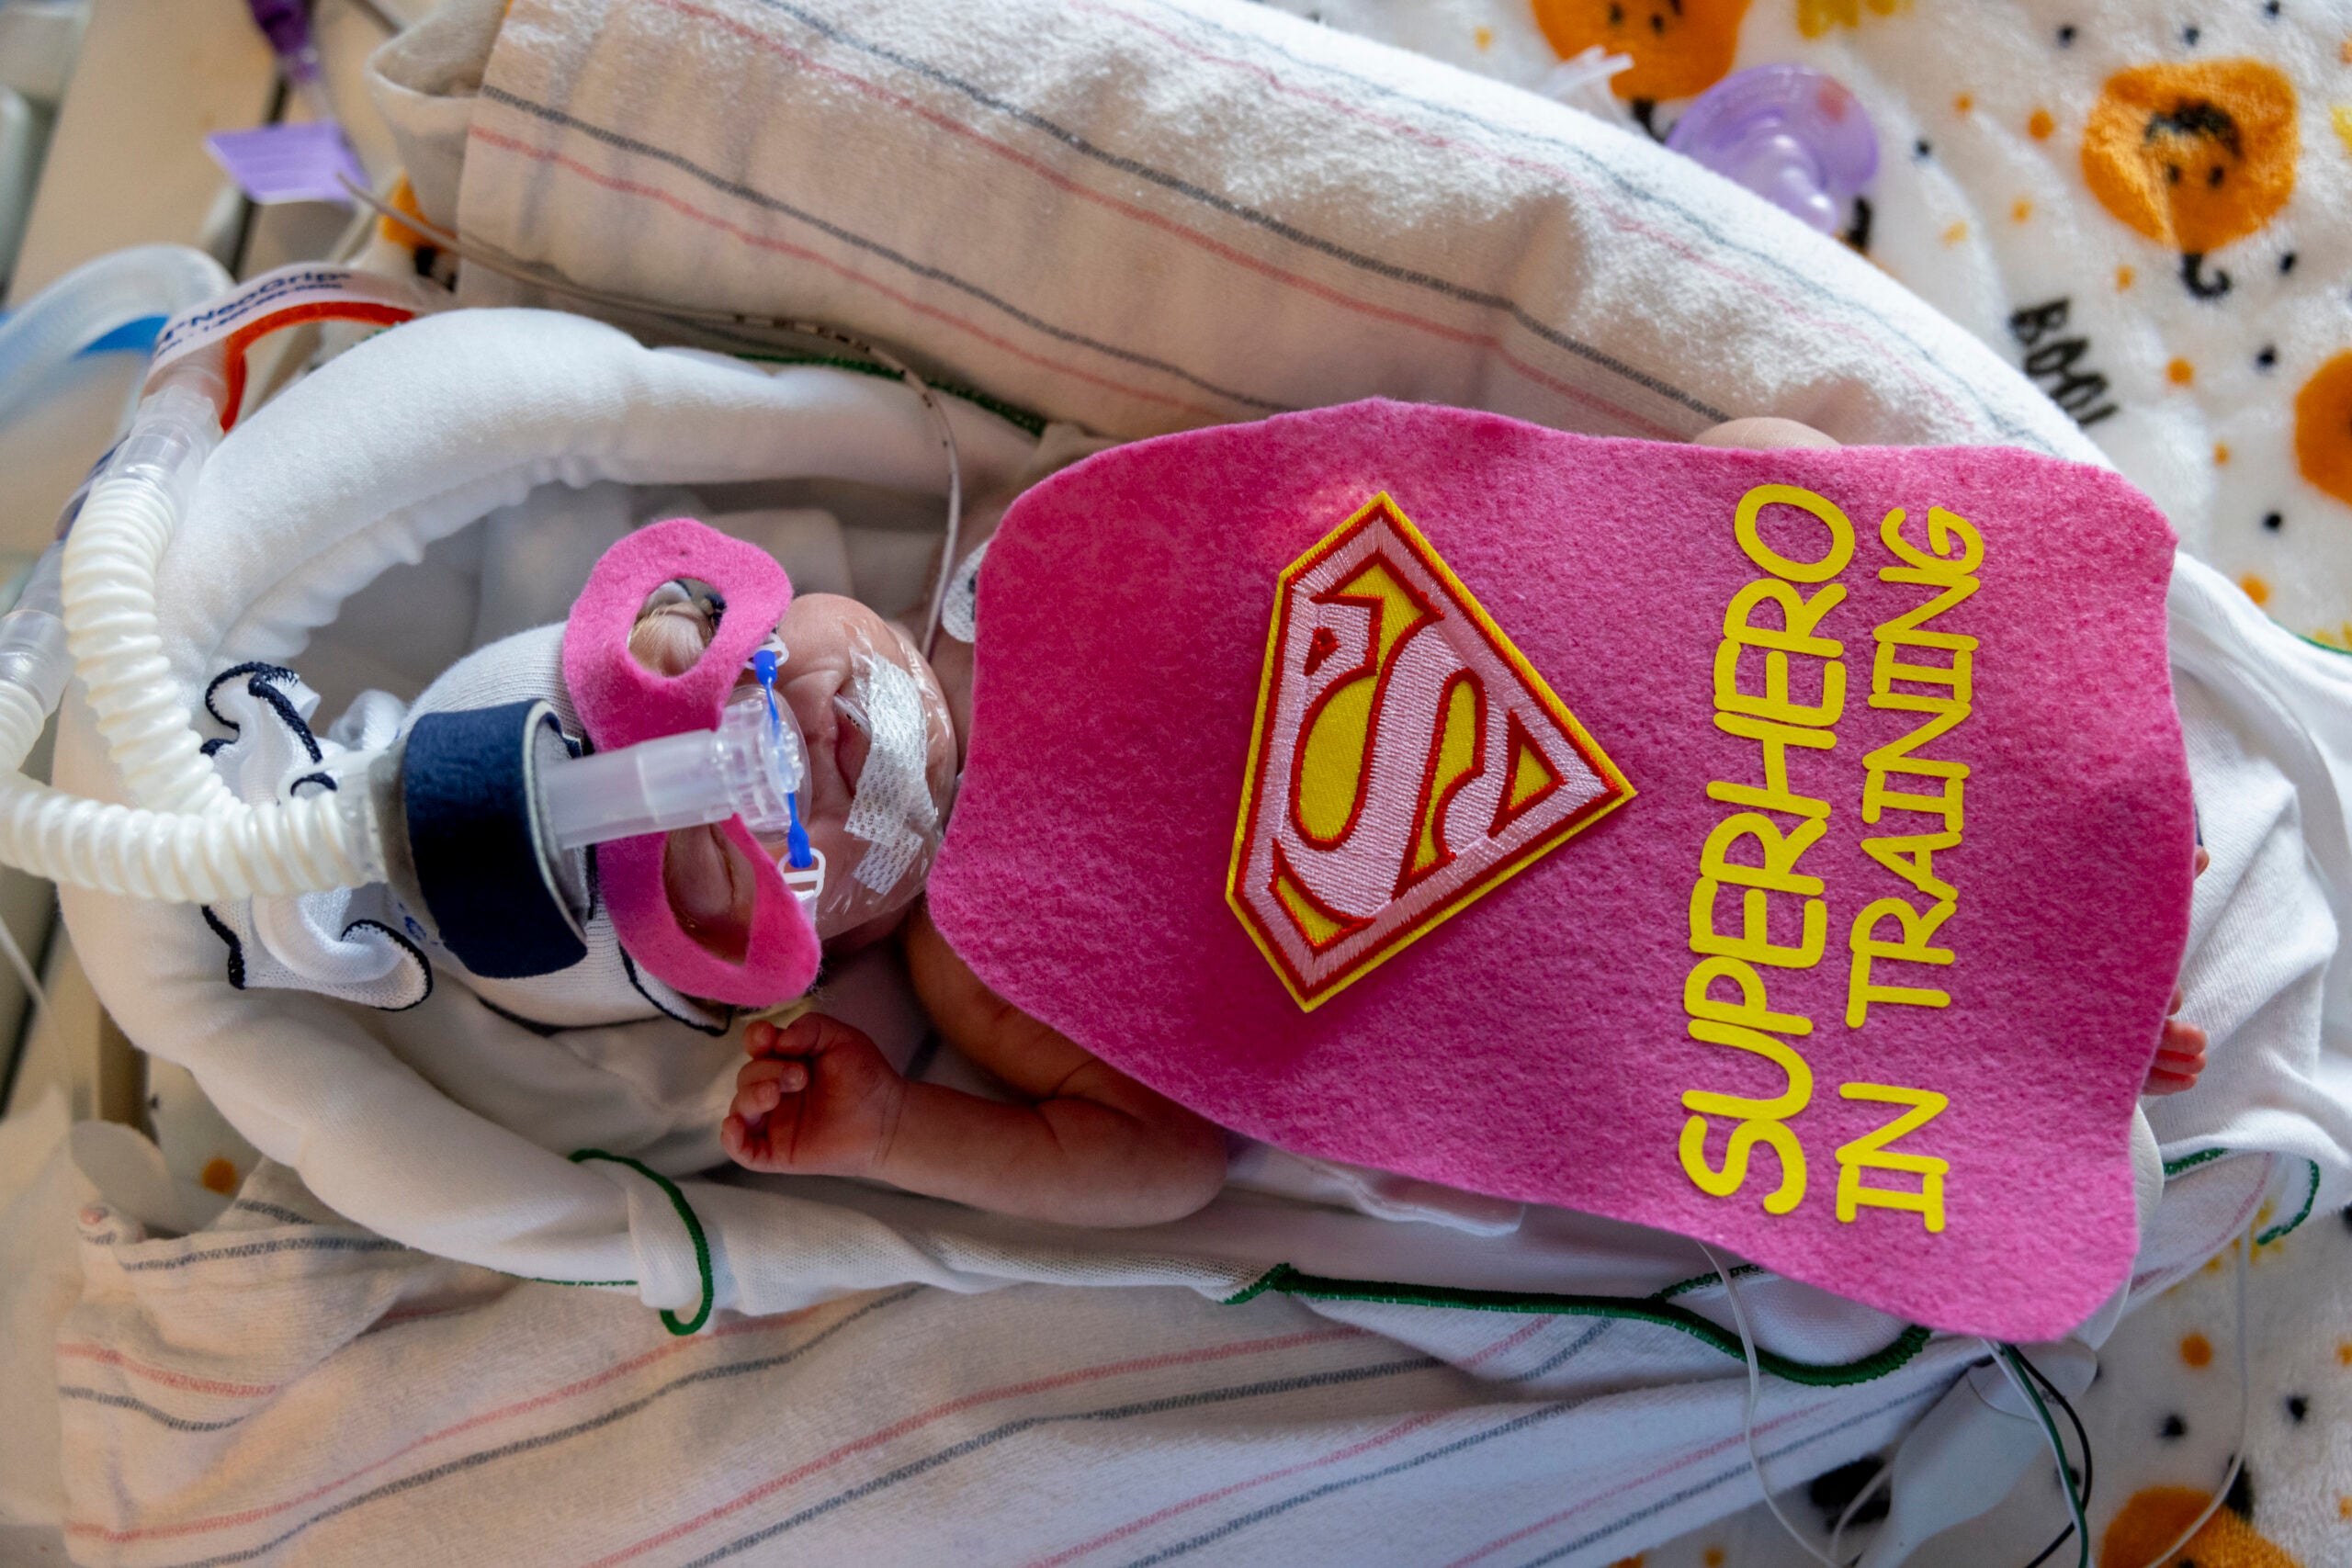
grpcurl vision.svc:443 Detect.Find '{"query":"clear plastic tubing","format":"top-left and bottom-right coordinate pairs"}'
top-left (0, 243), bottom-right (382, 902)
top-left (65, 374), bottom-right (236, 816)
top-left (539, 688), bottom-right (810, 852)
top-left (0, 244), bottom-right (231, 428)
top-left (0, 542), bottom-right (66, 725)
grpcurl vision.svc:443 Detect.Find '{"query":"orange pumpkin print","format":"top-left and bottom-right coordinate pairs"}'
top-left (2082, 60), bottom-right (2298, 299)
top-left (1531, 0), bottom-right (1753, 104)
top-left (2100, 1483), bottom-right (2302, 1568)
top-left (1796, 0), bottom-right (1904, 41)
top-left (2297, 352), bottom-right (2352, 508)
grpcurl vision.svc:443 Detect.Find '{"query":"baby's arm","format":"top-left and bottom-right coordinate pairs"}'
top-left (722, 905), bottom-right (1227, 1225)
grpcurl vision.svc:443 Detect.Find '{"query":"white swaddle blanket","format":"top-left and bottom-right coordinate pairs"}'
top-left (12, 0), bottom-right (2349, 1559)
top-left (351, 0), bottom-right (2352, 1272)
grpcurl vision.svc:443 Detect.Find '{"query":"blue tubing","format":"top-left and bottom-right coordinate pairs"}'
top-left (0, 245), bottom-right (229, 429)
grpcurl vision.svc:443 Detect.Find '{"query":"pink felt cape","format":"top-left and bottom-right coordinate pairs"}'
top-left (928, 400), bottom-right (2191, 1341)
top-left (562, 518), bottom-right (820, 1008)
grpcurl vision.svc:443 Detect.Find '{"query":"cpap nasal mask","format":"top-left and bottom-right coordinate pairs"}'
top-left (537, 639), bottom-right (829, 912)
top-left (0, 254), bottom-right (963, 1013)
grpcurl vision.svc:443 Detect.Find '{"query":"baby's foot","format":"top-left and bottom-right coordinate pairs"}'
top-left (2145, 846), bottom-right (2212, 1098)
top-left (2145, 1005), bottom-right (2207, 1096)
top-left (721, 1014), bottom-right (906, 1177)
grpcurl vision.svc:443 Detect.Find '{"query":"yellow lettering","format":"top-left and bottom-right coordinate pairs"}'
top-left (1692, 878), bottom-right (1827, 970)
top-left (1713, 639), bottom-right (1846, 728)
top-left (1707, 712), bottom-right (1835, 819)
top-left (1699, 813), bottom-right (1827, 897)
top-left (1681, 1116), bottom-right (1808, 1215)
top-left (1845, 897), bottom-right (1955, 1027)
top-left (1853, 507), bottom-right (1977, 1004)
top-left (1683, 956), bottom-right (1814, 1037)
top-left (1871, 636), bottom-right (1973, 705)
top-left (1861, 700), bottom-right (1971, 784)
top-left (1872, 581), bottom-right (1980, 639)
top-left (1736, 484), bottom-right (1857, 583)
top-left (1834, 1083), bottom-right (1950, 1233)
top-left (1861, 768), bottom-right (1964, 833)
top-left (1860, 831), bottom-right (1960, 905)
top-left (1684, 1019), bottom-right (1815, 1118)
top-left (1679, 1019), bottom-right (1814, 1215)
top-left (1879, 505), bottom-right (1984, 581)
top-left (1724, 579), bottom-right (1848, 657)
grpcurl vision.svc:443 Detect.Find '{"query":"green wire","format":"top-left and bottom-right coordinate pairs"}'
top-left (2002, 1344), bottom-right (2089, 1568)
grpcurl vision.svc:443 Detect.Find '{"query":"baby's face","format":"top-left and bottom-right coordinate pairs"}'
top-left (766, 592), bottom-right (958, 939)
top-left (637, 589), bottom-right (956, 955)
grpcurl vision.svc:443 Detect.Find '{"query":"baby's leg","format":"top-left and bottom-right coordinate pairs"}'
top-left (724, 908), bottom-right (1226, 1225)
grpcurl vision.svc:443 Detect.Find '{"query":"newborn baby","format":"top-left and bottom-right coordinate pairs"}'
top-left (627, 583), bottom-right (1227, 1227)
top-left (639, 415), bottom-right (2208, 1232)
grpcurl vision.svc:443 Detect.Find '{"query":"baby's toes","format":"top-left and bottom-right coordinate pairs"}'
top-left (2144, 1020), bottom-right (2209, 1096)
top-left (2160, 1017), bottom-right (2208, 1060)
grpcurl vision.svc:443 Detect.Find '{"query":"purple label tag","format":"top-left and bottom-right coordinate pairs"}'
top-left (204, 122), bottom-right (366, 206)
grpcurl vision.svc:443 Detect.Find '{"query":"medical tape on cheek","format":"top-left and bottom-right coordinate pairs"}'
top-left (841, 652), bottom-right (940, 896)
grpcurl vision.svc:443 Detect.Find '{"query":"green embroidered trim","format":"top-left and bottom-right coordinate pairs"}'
top-left (1652, 1262), bottom-right (1765, 1301)
top-left (1222, 1264), bottom-right (1931, 1388)
top-left (726, 350), bottom-right (1049, 436)
top-left (2256, 1158), bottom-right (2323, 1247)
top-left (2163, 1147), bottom-right (2230, 1178)
top-left (2152, 1148), bottom-right (2319, 1247)
top-left (570, 1149), bottom-right (715, 1336)
top-left (1221, 1268), bottom-right (1285, 1306)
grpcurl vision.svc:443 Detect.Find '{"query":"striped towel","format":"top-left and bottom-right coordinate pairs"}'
top-left (44, 1162), bottom-right (1973, 1568)
top-left (367, 0), bottom-right (2103, 462)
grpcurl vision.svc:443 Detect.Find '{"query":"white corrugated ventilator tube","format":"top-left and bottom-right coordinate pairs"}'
top-left (0, 246), bottom-right (384, 902)
top-left (0, 243), bottom-right (922, 909)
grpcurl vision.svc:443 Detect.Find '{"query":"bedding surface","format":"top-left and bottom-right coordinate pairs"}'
top-left (1279, 0), bottom-right (2352, 638)
top-left (13, 0), bottom-right (2323, 1558)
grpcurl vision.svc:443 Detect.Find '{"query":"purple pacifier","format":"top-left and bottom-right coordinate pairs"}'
top-left (1666, 65), bottom-right (1878, 234)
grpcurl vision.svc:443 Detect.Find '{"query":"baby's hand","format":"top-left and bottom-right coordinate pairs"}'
top-left (2144, 845), bottom-right (2211, 1098)
top-left (721, 1014), bottom-right (906, 1177)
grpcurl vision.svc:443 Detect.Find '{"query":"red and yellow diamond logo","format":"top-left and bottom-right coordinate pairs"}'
top-left (1227, 494), bottom-right (1633, 1010)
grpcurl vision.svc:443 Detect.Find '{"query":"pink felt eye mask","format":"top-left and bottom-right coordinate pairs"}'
top-left (562, 518), bottom-right (820, 1008)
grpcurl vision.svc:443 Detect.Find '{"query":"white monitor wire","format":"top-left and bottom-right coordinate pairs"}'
top-left (0, 897), bottom-right (49, 1032)
top-left (1992, 1344), bottom-right (2089, 1568)
top-left (1998, 1227), bottom-right (2249, 1568)
top-left (334, 176), bottom-right (965, 659)
top-left (2100, 1225), bottom-right (2251, 1568)
top-left (1698, 1239), bottom-right (1846, 1568)
top-left (1706, 1222), bottom-right (2250, 1568)
top-left (1826, 1457), bottom-right (1892, 1563)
